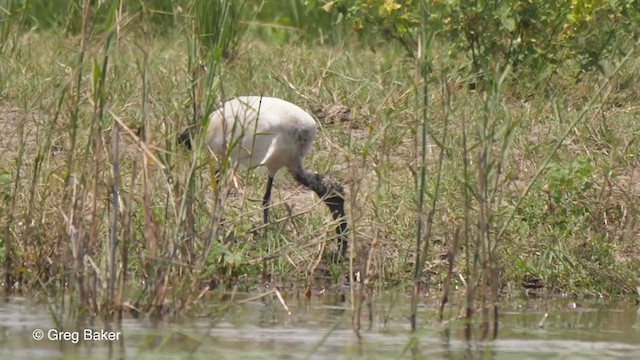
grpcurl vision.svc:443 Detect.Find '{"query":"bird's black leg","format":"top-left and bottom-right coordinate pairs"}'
top-left (263, 176), bottom-right (274, 224)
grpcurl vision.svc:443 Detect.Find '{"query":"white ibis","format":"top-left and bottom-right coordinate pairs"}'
top-left (178, 96), bottom-right (348, 259)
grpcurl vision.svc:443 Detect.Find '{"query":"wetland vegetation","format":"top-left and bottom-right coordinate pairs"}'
top-left (0, 0), bottom-right (639, 356)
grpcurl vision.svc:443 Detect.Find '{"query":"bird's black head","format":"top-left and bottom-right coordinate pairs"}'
top-left (324, 193), bottom-right (348, 258)
top-left (177, 128), bottom-right (194, 150)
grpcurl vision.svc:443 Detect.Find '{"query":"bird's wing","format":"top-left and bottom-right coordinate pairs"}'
top-left (235, 130), bottom-right (277, 170)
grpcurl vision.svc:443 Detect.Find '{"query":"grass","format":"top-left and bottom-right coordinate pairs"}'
top-left (0, 8), bottom-right (639, 326)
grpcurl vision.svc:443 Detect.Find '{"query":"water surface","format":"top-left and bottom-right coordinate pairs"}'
top-left (1, 295), bottom-right (638, 359)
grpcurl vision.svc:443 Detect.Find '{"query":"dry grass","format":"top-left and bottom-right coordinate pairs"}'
top-left (1, 28), bottom-right (639, 320)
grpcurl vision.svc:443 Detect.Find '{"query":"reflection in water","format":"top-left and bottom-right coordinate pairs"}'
top-left (1, 295), bottom-right (639, 359)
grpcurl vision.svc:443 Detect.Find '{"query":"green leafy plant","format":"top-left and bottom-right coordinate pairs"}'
top-left (326, 0), bottom-right (639, 77)
top-left (544, 158), bottom-right (595, 230)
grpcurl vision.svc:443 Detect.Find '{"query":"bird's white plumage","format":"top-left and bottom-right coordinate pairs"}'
top-left (191, 96), bottom-right (347, 258)
top-left (205, 96), bottom-right (317, 176)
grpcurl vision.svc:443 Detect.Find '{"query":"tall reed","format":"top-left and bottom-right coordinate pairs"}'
top-left (410, 0), bottom-right (435, 333)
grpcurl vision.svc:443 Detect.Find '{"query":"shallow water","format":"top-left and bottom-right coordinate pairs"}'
top-left (1, 294), bottom-right (638, 359)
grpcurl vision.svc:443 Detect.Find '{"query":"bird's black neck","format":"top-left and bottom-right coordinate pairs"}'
top-left (290, 168), bottom-right (348, 257)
